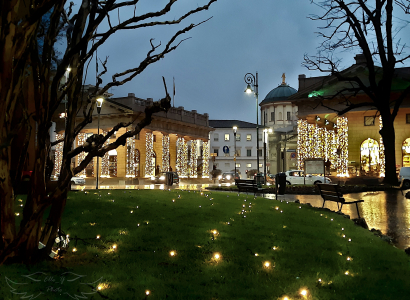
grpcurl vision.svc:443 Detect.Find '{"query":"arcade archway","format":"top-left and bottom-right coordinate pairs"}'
top-left (360, 138), bottom-right (380, 175)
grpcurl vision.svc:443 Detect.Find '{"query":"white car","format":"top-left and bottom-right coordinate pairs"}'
top-left (399, 167), bottom-right (410, 189)
top-left (284, 170), bottom-right (331, 185)
top-left (71, 176), bottom-right (86, 185)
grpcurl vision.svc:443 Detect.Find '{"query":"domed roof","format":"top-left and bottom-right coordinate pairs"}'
top-left (260, 74), bottom-right (297, 105)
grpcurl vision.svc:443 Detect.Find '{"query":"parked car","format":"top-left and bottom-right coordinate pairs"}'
top-left (219, 172), bottom-right (239, 183)
top-left (284, 170), bottom-right (331, 185)
top-left (71, 176), bottom-right (86, 185)
top-left (399, 167), bottom-right (410, 189)
top-left (151, 172), bottom-right (179, 184)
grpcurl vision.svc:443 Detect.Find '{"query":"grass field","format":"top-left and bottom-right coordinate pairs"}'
top-left (1, 189), bottom-right (410, 300)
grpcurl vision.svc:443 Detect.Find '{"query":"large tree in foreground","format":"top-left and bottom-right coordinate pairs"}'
top-left (305, 0), bottom-right (410, 185)
top-left (0, 0), bottom-right (217, 264)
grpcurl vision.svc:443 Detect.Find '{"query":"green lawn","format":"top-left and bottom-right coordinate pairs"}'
top-left (1, 189), bottom-right (410, 300)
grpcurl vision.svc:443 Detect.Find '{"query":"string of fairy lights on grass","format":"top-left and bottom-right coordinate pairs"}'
top-left (56, 189), bottom-right (367, 299)
top-left (53, 133), bottom-right (64, 178)
top-left (176, 137), bottom-right (188, 177)
top-left (145, 132), bottom-right (154, 177)
top-left (77, 133), bottom-right (88, 177)
top-left (126, 135), bottom-right (136, 178)
top-left (379, 115), bottom-right (385, 177)
top-left (189, 140), bottom-right (198, 178)
top-left (101, 130), bottom-right (110, 177)
top-left (202, 141), bottom-right (210, 178)
top-left (162, 135), bottom-right (170, 172)
top-left (297, 117), bottom-right (348, 176)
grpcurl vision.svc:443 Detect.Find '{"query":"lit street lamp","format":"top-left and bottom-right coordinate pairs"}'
top-left (244, 72), bottom-right (260, 178)
top-left (233, 126), bottom-right (237, 178)
top-left (263, 128), bottom-right (273, 183)
top-left (96, 97), bottom-right (104, 190)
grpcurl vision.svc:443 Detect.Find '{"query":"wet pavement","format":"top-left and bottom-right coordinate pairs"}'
top-left (72, 182), bottom-right (410, 250)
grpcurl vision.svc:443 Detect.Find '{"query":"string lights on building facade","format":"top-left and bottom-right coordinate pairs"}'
top-left (336, 117), bottom-right (349, 177)
top-left (126, 135), bottom-right (136, 178)
top-left (297, 117), bottom-right (348, 177)
top-left (145, 132), bottom-right (154, 177)
top-left (176, 137), bottom-right (188, 178)
top-left (189, 140), bottom-right (198, 178)
top-left (202, 141), bottom-right (210, 178)
top-left (162, 135), bottom-right (170, 172)
top-left (77, 133), bottom-right (88, 177)
top-left (101, 130), bottom-right (110, 178)
top-left (53, 133), bottom-right (64, 178)
top-left (379, 116), bottom-right (385, 177)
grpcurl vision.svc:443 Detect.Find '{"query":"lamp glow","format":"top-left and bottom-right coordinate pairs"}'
top-left (145, 290), bottom-right (150, 295)
top-left (213, 253), bottom-right (221, 260)
top-left (170, 250), bottom-right (176, 257)
top-left (72, 248), bottom-right (77, 252)
top-left (300, 289), bottom-right (308, 297)
top-left (264, 261), bottom-right (270, 268)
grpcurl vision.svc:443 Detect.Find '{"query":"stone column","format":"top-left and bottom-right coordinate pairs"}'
top-left (202, 140), bottom-right (210, 178)
top-left (162, 134), bottom-right (170, 172)
top-left (145, 132), bottom-right (154, 177)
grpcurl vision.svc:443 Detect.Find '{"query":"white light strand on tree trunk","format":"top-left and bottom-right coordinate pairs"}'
top-left (101, 130), bottom-right (110, 177)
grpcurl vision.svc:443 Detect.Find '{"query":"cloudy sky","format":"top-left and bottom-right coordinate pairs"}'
top-left (87, 0), bottom-right (410, 123)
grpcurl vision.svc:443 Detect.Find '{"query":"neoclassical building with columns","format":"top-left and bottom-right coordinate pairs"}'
top-left (53, 88), bottom-right (213, 180)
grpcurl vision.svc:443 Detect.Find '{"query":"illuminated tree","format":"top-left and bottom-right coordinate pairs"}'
top-left (305, 0), bottom-right (410, 184)
top-left (0, 0), bottom-right (217, 264)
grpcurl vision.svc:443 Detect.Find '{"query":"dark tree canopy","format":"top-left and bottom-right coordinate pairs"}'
top-left (0, 0), bottom-right (217, 264)
top-left (305, 0), bottom-right (410, 184)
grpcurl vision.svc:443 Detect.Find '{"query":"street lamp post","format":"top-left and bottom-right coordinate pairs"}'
top-left (233, 126), bottom-right (237, 178)
top-left (263, 128), bottom-right (273, 183)
top-left (244, 72), bottom-right (259, 177)
top-left (96, 97), bottom-right (104, 190)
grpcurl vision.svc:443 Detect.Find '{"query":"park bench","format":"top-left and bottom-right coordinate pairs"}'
top-left (235, 179), bottom-right (264, 196)
top-left (317, 183), bottom-right (364, 218)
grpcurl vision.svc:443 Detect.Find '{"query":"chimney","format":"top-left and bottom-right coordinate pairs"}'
top-left (298, 74), bottom-right (306, 90)
top-left (354, 54), bottom-right (367, 65)
top-left (128, 93), bottom-right (135, 97)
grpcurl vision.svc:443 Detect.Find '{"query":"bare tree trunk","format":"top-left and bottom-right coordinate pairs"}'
top-left (380, 112), bottom-right (398, 185)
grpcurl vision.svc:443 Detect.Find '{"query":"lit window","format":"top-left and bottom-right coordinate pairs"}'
top-left (213, 149), bottom-right (218, 156)
top-left (246, 163), bottom-right (252, 168)
top-left (247, 134), bottom-right (252, 141)
top-left (225, 134), bottom-right (230, 141)
top-left (236, 163), bottom-right (241, 168)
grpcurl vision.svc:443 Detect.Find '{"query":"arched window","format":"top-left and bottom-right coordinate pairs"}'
top-left (360, 138), bottom-right (379, 175)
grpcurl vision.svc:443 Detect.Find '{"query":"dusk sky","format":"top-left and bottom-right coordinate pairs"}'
top-left (85, 0), bottom-right (410, 123)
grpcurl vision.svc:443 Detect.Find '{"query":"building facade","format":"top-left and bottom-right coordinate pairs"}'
top-left (53, 90), bottom-right (213, 180)
top-left (260, 74), bottom-right (299, 173)
top-left (288, 55), bottom-right (410, 177)
top-left (209, 120), bottom-right (266, 178)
